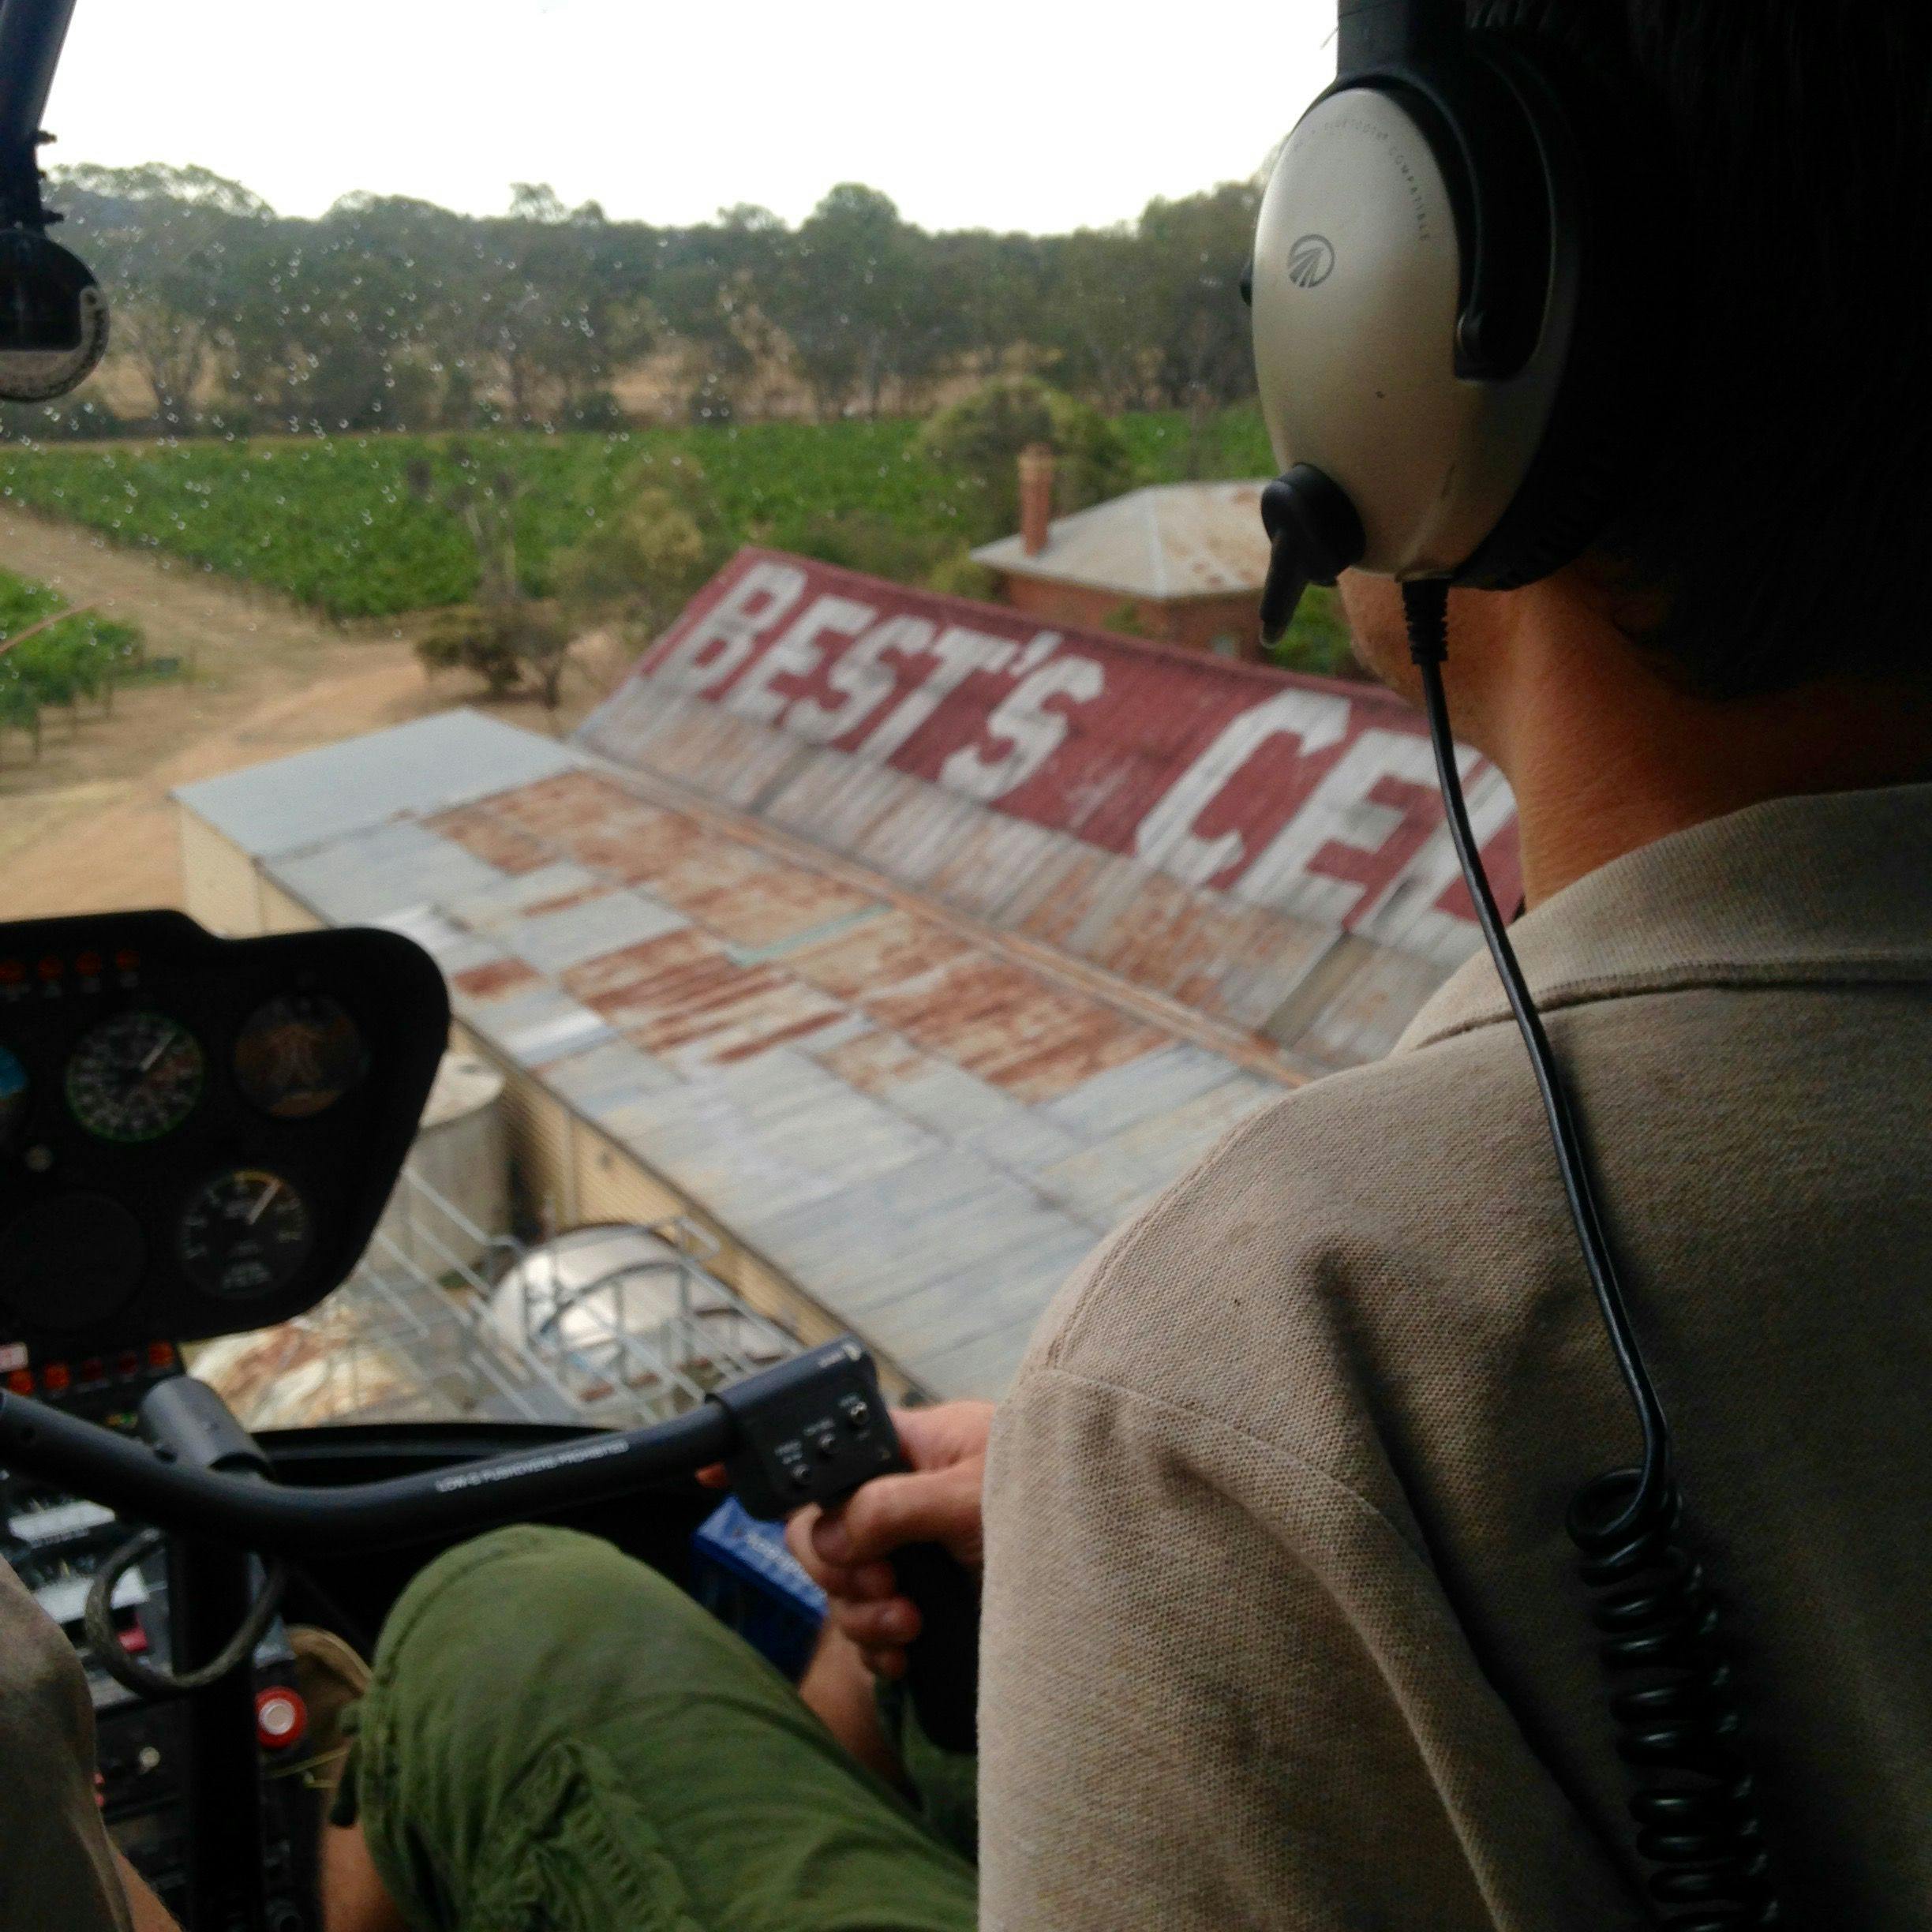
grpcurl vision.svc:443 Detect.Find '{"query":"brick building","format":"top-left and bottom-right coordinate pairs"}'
top-left (972, 447), bottom-right (1272, 658)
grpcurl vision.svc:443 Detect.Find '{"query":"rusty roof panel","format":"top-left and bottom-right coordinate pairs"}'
top-left (585, 690), bottom-right (807, 811)
top-left (780, 908), bottom-right (978, 1003)
top-left (497, 893), bottom-right (690, 977)
top-left (427, 802), bottom-right (556, 878)
top-left (859, 949), bottom-right (1166, 1105)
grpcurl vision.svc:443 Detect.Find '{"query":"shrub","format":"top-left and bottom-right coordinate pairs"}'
top-left (550, 447), bottom-right (724, 641)
top-left (415, 601), bottom-right (572, 709)
top-left (0, 567), bottom-right (149, 756)
top-left (915, 377), bottom-right (1133, 539)
top-left (923, 550), bottom-right (999, 602)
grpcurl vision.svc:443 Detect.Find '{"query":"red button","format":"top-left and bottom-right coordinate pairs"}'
top-left (5, 1369), bottom-right (32, 1396)
top-left (116, 1350), bottom-right (139, 1380)
top-left (255, 1688), bottom-right (308, 1750)
top-left (75, 951), bottom-right (103, 977)
top-left (36, 956), bottom-right (62, 980)
top-left (147, 1341), bottom-right (176, 1370)
top-left (42, 1362), bottom-right (69, 1394)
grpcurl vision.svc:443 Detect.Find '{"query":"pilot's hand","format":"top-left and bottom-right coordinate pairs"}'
top-left (786, 1400), bottom-right (993, 1681)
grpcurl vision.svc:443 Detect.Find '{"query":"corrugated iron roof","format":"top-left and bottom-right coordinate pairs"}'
top-left (178, 551), bottom-right (1520, 1399)
top-left (214, 726), bottom-right (1286, 1399)
top-left (971, 480), bottom-right (1273, 599)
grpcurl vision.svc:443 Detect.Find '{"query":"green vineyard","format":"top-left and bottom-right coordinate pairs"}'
top-left (0, 413), bottom-right (1279, 622)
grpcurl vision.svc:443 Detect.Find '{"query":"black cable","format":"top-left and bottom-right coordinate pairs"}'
top-left (1402, 580), bottom-right (1780, 1930)
top-left (82, 1526), bottom-right (288, 1700)
top-left (1402, 579), bottom-right (1670, 1526)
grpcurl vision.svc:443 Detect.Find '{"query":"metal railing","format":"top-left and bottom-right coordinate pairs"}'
top-left (199, 1163), bottom-right (797, 1433)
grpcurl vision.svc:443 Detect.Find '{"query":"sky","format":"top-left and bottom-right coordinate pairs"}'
top-left (47, 0), bottom-right (1337, 234)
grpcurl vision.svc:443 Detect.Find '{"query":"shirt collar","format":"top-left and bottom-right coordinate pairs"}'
top-left (1398, 782), bottom-right (1932, 1054)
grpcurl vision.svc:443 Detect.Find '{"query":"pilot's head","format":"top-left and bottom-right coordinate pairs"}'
top-left (1320, 6), bottom-right (1932, 758)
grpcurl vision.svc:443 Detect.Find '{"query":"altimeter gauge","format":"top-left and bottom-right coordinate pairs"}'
top-left (178, 1169), bottom-right (313, 1300)
top-left (66, 1011), bottom-right (204, 1143)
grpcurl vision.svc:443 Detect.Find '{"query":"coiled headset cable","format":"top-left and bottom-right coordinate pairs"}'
top-left (1402, 579), bottom-right (1781, 1930)
top-left (83, 1526), bottom-right (288, 1699)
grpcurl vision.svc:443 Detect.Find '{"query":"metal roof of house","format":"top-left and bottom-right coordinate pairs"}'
top-left (175, 550), bottom-right (1519, 1400)
top-left (175, 710), bottom-right (578, 860)
top-left (970, 480), bottom-right (1273, 600)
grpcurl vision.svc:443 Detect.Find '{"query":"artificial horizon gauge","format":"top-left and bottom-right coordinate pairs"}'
top-left (0, 1045), bottom-right (27, 1151)
top-left (178, 1169), bottom-right (313, 1300)
top-left (233, 993), bottom-right (367, 1120)
top-left (66, 1012), bottom-right (205, 1144)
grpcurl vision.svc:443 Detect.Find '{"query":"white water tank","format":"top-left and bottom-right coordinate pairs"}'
top-left (488, 1223), bottom-right (794, 1416)
top-left (370, 1051), bottom-right (508, 1278)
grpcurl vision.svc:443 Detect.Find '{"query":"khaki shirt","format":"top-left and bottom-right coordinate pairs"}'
top-left (0, 1561), bottom-right (130, 1931)
top-left (981, 783), bottom-right (1932, 1930)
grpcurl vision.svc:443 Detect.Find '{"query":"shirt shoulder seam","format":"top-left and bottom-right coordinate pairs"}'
top-left (1016, 1359), bottom-right (1437, 1570)
top-left (1404, 957), bottom-right (1932, 1053)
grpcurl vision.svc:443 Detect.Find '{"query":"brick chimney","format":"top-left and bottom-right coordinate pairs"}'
top-left (1018, 443), bottom-right (1055, 557)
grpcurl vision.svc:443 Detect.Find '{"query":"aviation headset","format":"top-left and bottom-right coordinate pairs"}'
top-left (1251, 6), bottom-right (1781, 1927)
top-left (1249, 0), bottom-right (1640, 627)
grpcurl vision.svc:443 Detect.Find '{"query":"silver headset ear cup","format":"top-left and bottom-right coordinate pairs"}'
top-left (1252, 87), bottom-right (1571, 578)
top-left (1252, 2), bottom-right (1646, 593)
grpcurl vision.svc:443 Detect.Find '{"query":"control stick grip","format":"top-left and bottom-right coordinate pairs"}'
top-left (888, 1537), bottom-right (980, 1756)
top-left (710, 1339), bottom-right (982, 1754)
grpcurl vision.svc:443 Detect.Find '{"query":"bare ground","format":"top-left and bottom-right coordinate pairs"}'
top-left (0, 507), bottom-right (618, 918)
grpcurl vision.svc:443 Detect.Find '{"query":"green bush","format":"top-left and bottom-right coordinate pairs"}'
top-left (0, 567), bottom-right (150, 756)
top-left (915, 377), bottom-right (1133, 539)
top-left (550, 447), bottom-right (724, 638)
top-left (922, 550), bottom-right (1000, 602)
top-left (416, 601), bottom-right (572, 709)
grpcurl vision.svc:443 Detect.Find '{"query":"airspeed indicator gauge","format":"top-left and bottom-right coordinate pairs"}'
top-left (66, 1011), bottom-right (204, 1143)
top-left (178, 1170), bottom-right (314, 1300)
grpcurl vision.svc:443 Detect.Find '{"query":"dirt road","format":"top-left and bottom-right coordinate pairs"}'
top-left (0, 507), bottom-right (608, 919)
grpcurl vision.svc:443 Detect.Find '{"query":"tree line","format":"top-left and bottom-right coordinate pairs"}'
top-left (1, 165), bottom-right (1261, 440)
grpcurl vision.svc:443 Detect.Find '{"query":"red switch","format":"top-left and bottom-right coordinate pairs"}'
top-left (254, 1687), bottom-right (308, 1750)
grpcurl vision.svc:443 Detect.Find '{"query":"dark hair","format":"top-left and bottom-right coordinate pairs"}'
top-left (1500, 3), bottom-right (1932, 698)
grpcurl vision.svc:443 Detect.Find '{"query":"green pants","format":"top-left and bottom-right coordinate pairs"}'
top-left (348, 1524), bottom-right (979, 1932)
